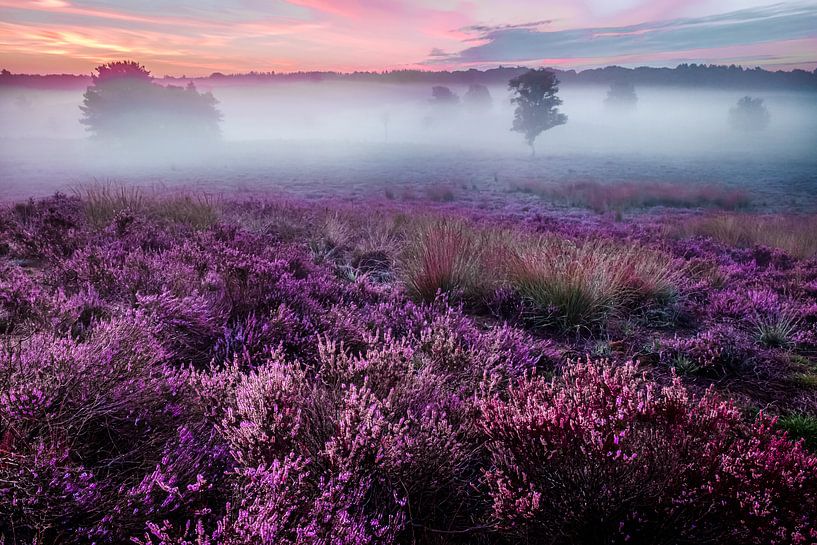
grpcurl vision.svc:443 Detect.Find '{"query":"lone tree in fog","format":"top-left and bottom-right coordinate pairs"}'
top-left (463, 83), bottom-right (492, 112)
top-left (729, 96), bottom-right (770, 132)
top-left (509, 69), bottom-right (567, 156)
top-left (605, 80), bottom-right (638, 110)
top-left (80, 61), bottom-right (221, 145)
top-left (430, 85), bottom-right (460, 106)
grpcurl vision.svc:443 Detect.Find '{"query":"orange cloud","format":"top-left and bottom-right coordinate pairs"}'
top-left (0, 0), bottom-right (814, 75)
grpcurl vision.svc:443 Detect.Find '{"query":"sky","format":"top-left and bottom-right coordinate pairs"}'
top-left (1, 0), bottom-right (816, 75)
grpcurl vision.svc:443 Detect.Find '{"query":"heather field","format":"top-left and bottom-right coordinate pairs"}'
top-left (2, 181), bottom-right (817, 544)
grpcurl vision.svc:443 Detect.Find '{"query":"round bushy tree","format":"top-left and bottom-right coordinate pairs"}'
top-left (605, 80), bottom-right (638, 110)
top-left (729, 96), bottom-right (770, 132)
top-left (509, 69), bottom-right (567, 156)
top-left (464, 83), bottom-right (492, 112)
top-left (430, 85), bottom-right (460, 106)
top-left (80, 61), bottom-right (222, 145)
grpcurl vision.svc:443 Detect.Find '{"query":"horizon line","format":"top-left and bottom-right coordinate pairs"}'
top-left (4, 62), bottom-right (817, 79)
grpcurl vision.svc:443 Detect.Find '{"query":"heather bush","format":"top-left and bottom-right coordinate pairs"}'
top-left (660, 325), bottom-right (754, 374)
top-left (136, 291), bottom-right (225, 365)
top-left (0, 314), bottom-right (229, 542)
top-left (0, 262), bottom-right (45, 332)
top-left (479, 359), bottom-right (817, 544)
top-left (3, 194), bottom-right (86, 259)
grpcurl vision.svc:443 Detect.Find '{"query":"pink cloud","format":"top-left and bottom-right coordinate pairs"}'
top-left (0, 0), bottom-right (814, 75)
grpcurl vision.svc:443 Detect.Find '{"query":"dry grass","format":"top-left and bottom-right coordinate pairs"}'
top-left (321, 212), bottom-right (353, 249)
top-left (398, 216), bottom-right (680, 327)
top-left (400, 218), bottom-right (484, 302)
top-left (676, 213), bottom-right (817, 259)
top-left (507, 237), bottom-right (680, 329)
top-left (77, 183), bottom-right (221, 229)
top-left (358, 217), bottom-right (404, 255)
top-left (512, 180), bottom-right (750, 212)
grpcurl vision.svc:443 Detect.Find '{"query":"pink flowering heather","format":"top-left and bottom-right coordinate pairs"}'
top-left (2, 192), bottom-right (817, 545)
top-left (479, 359), bottom-right (817, 544)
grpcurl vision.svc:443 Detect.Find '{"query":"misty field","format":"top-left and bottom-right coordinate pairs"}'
top-left (3, 80), bottom-right (817, 209)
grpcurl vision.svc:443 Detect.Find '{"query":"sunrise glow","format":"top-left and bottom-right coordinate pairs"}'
top-left (1, 0), bottom-right (816, 75)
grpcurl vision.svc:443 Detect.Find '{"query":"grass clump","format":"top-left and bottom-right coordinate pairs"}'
top-left (76, 183), bottom-right (221, 229)
top-left (753, 311), bottom-right (800, 348)
top-left (506, 237), bottom-right (679, 330)
top-left (400, 218), bottom-right (484, 302)
top-left (677, 213), bottom-right (817, 259)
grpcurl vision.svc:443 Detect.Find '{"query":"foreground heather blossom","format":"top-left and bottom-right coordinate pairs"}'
top-left (480, 360), bottom-right (817, 544)
top-left (1, 193), bottom-right (817, 544)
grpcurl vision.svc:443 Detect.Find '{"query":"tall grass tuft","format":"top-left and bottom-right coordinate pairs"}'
top-left (507, 237), bottom-right (679, 329)
top-left (752, 309), bottom-right (801, 348)
top-left (78, 183), bottom-right (145, 227)
top-left (400, 218), bottom-right (483, 302)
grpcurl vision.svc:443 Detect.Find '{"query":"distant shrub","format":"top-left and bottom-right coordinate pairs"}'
top-left (429, 85), bottom-right (459, 106)
top-left (604, 80), bottom-right (638, 110)
top-left (463, 83), bottom-right (492, 112)
top-left (729, 96), bottom-right (770, 132)
top-left (424, 185), bottom-right (456, 202)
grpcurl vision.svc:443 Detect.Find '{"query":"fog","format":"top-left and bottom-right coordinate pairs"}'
top-left (2, 80), bottom-right (816, 203)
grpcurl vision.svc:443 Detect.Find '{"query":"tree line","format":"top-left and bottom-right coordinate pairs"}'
top-left (4, 63), bottom-right (817, 91)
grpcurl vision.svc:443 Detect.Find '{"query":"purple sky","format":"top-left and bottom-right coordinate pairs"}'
top-left (1, 0), bottom-right (816, 75)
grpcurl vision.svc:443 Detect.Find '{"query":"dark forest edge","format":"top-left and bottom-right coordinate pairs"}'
top-left (3, 63), bottom-right (817, 91)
